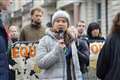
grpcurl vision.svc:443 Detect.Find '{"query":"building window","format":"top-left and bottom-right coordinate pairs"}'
top-left (97, 3), bottom-right (101, 25)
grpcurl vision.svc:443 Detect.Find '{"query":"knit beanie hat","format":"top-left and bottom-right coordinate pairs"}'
top-left (52, 10), bottom-right (70, 26)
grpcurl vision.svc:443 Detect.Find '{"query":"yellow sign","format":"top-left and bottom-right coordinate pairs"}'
top-left (89, 41), bottom-right (104, 69)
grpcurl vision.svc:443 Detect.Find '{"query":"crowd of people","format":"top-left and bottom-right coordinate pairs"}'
top-left (1, 0), bottom-right (120, 80)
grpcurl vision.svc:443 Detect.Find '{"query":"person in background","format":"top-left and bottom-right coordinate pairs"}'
top-left (86, 22), bottom-right (105, 80)
top-left (87, 22), bottom-right (105, 42)
top-left (76, 20), bottom-right (87, 40)
top-left (9, 25), bottom-right (19, 43)
top-left (8, 25), bottom-right (19, 80)
top-left (19, 7), bottom-right (46, 80)
top-left (76, 21), bottom-right (90, 80)
top-left (97, 12), bottom-right (120, 80)
top-left (0, 0), bottom-right (12, 80)
top-left (20, 7), bottom-right (45, 41)
top-left (36, 10), bottom-right (83, 80)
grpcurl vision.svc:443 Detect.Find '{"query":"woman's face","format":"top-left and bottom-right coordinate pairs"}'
top-left (52, 17), bottom-right (68, 32)
top-left (91, 29), bottom-right (100, 37)
top-left (9, 26), bottom-right (18, 38)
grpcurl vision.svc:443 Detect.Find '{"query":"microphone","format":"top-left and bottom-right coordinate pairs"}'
top-left (58, 28), bottom-right (64, 39)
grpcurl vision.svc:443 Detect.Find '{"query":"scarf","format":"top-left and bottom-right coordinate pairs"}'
top-left (71, 41), bottom-right (83, 80)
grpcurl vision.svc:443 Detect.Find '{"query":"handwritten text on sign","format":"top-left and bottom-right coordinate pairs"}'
top-left (10, 41), bottom-right (40, 80)
top-left (11, 42), bottom-right (38, 58)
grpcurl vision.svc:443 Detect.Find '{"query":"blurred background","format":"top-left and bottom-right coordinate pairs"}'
top-left (2, 0), bottom-right (120, 38)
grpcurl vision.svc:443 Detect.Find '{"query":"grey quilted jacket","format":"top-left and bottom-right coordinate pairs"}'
top-left (36, 29), bottom-right (82, 80)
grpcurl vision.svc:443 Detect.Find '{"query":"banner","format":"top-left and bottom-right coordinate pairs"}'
top-left (10, 41), bottom-right (41, 80)
top-left (89, 40), bottom-right (105, 69)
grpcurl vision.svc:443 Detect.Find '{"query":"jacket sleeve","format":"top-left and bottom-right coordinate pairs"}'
top-left (77, 40), bottom-right (90, 65)
top-left (36, 36), bottom-right (63, 69)
top-left (96, 38), bottom-right (112, 79)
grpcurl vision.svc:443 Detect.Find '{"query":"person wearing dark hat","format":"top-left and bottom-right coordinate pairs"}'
top-left (87, 22), bottom-right (105, 80)
top-left (87, 22), bottom-right (105, 42)
top-left (36, 10), bottom-right (83, 80)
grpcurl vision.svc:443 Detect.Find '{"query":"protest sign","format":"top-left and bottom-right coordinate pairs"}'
top-left (89, 40), bottom-right (105, 69)
top-left (11, 41), bottom-right (41, 80)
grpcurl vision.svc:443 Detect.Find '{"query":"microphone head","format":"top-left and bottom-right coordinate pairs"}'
top-left (58, 28), bottom-right (64, 39)
top-left (58, 28), bottom-right (64, 33)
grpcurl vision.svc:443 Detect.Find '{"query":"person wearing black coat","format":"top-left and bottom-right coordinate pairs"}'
top-left (97, 12), bottom-right (120, 80)
top-left (0, 18), bottom-right (9, 80)
top-left (76, 21), bottom-right (90, 80)
top-left (0, 0), bottom-right (11, 80)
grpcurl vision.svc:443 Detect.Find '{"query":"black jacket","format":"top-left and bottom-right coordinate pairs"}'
top-left (97, 33), bottom-right (120, 80)
top-left (76, 39), bottom-right (90, 73)
top-left (0, 19), bottom-right (9, 73)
